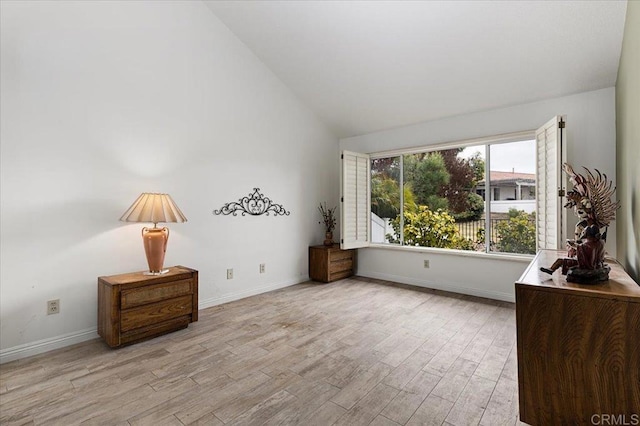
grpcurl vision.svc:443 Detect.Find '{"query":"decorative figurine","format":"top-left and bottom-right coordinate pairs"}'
top-left (567, 224), bottom-right (610, 282)
top-left (540, 163), bottom-right (619, 283)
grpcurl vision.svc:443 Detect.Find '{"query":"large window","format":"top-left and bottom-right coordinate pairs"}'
top-left (370, 141), bottom-right (535, 254)
top-left (342, 116), bottom-right (566, 256)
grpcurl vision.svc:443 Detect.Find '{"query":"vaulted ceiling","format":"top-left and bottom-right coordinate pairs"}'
top-left (205, 1), bottom-right (627, 138)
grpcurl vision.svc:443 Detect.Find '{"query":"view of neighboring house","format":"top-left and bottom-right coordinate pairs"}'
top-left (477, 170), bottom-right (536, 213)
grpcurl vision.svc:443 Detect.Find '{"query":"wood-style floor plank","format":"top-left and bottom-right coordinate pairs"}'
top-left (0, 276), bottom-right (522, 425)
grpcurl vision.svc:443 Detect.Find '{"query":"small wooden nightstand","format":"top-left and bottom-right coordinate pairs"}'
top-left (98, 266), bottom-right (198, 347)
top-left (309, 244), bottom-right (356, 283)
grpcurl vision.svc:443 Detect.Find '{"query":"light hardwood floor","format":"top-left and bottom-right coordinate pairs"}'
top-left (0, 277), bottom-right (524, 425)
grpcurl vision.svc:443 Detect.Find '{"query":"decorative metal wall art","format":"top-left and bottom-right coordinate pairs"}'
top-left (213, 188), bottom-right (290, 216)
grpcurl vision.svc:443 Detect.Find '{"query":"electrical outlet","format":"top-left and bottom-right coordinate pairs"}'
top-left (259, 263), bottom-right (266, 274)
top-left (423, 259), bottom-right (430, 268)
top-left (47, 299), bottom-right (60, 315)
top-left (226, 268), bottom-right (233, 279)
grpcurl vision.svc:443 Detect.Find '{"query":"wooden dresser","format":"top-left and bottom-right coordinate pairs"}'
top-left (515, 250), bottom-right (640, 425)
top-left (98, 266), bottom-right (198, 347)
top-left (309, 244), bottom-right (356, 283)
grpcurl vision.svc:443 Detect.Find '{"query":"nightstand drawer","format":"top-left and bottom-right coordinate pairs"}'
top-left (328, 269), bottom-right (353, 282)
top-left (121, 279), bottom-right (193, 309)
top-left (330, 258), bottom-right (353, 274)
top-left (121, 295), bottom-right (193, 332)
top-left (330, 250), bottom-right (353, 262)
top-left (120, 316), bottom-right (191, 345)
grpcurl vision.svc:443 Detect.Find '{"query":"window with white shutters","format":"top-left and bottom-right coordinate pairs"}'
top-left (341, 151), bottom-right (370, 249)
top-left (341, 117), bottom-right (565, 255)
top-left (535, 116), bottom-right (567, 250)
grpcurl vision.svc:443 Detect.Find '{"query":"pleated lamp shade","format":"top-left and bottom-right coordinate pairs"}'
top-left (120, 193), bottom-right (187, 274)
top-left (120, 193), bottom-right (187, 225)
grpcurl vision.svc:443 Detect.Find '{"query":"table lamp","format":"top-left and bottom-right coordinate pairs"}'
top-left (120, 193), bottom-right (187, 275)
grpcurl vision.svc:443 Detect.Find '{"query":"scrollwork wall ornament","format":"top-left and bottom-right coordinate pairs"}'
top-left (213, 188), bottom-right (290, 216)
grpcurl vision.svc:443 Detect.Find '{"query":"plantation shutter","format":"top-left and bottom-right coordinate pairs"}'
top-left (535, 116), bottom-right (566, 250)
top-left (341, 151), bottom-right (370, 249)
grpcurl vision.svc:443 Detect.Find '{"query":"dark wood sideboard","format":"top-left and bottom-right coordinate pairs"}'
top-left (515, 250), bottom-right (640, 425)
top-left (309, 244), bottom-right (356, 283)
top-left (98, 266), bottom-right (198, 347)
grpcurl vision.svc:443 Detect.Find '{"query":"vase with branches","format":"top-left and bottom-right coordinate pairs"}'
top-left (318, 203), bottom-right (337, 246)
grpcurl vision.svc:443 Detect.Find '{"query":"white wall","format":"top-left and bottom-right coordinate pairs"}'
top-left (491, 200), bottom-right (535, 214)
top-left (0, 1), bottom-right (338, 362)
top-left (616, 0), bottom-right (640, 283)
top-left (341, 88), bottom-right (617, 301)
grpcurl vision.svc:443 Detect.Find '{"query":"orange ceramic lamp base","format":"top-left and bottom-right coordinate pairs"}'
top-left (142, 226), bottom-right (170, 275)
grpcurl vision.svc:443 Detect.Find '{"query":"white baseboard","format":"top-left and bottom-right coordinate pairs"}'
top-left (1, 276), bottom-right (309, 364)
top-left (199, 275), bottom-right (308, 310)
top-left (0, 328), bottom-right (99, 365)
top-left (359, 271), bottom-right (515, 303)
top-left (2, 274), bottom-right (502, 364)
top-left (0, 272), bottom-right (515, 364)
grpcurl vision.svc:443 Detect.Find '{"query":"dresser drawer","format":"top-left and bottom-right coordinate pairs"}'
top-left (121, 279), bottom-right (193, 309)
top-left (121, 295), bottom-right (193, 332)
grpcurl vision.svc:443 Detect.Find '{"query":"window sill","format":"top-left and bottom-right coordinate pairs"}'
top-left (366, 243), bottom-right (535, 263)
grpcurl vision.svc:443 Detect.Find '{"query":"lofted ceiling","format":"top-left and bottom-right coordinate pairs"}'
top-left (204, 1), bottom-right (628, 138)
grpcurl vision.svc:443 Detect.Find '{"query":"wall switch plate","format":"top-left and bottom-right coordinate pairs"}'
top-left (47, 299), bottom-right (60, 315)
top-left (226, 269), bottom-right (233, 279)
top-left (259, 263), bottom-right (266, 274)
top-left (423, 260), bottom-right (430, 268)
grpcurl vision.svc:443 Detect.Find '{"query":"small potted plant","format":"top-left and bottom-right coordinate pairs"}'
top-left (318, 202), bottom-right (337, 246)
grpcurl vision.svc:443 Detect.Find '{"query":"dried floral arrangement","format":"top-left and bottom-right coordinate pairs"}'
top-left (318, 203), bottom-right (337, 233)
